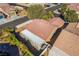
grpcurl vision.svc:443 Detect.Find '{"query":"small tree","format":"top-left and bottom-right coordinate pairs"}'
top-left (61, 4), bottom-right (67, 15)
top-left (42, 11), bottom-right (54, 20)
top-left (42, 15), bottom-right (49, 20)
top-left (27, 4), bottom-right (54, 20)
top-left (27, 4), bottom-right (46, 19)
top-left (64, 9), bottom-right (78, 22)
top-left (61, 4), bottom-right (79, 22)
top-left (47, 11), bottom-right (54, 18)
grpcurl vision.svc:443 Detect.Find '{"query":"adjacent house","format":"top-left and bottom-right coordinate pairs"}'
top-left (49, 29), bottom-right (79, 56)
top-left (76, 23), bottom-right (79, 28)
top-left (65, 23), bottom-right (79, 36)
top-left (0, 8), bottom-right (8, 19)
top-left (49, 17), bottom-right (64, 28)
top-left (0, 3), bottom-right (16, 19)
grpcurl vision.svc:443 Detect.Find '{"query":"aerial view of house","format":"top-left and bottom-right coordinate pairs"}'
top-left (0, 3), bottom-right (79, 56)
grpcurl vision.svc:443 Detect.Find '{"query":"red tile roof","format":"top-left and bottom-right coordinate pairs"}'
top-left (76, 23), bottom-right (79, 28)
top-left (0, 3), bottom-right (10, 7)
top-left (0, 3), bottom-right (15, 14)
top-left (49, 17), bottom-right (64, 27)
top-left (65, 23), bottom-right (79, 36)
top-left (53, 30), bottom-right (79, 56)
top-left (25, 19), bottom-right (58, 42)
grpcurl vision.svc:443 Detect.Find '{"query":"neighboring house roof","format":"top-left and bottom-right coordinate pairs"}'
top-left (76, 23), bottom-right (79, 28)
top-left (0, 3), bottom-right (15, 16)
top-left (0, 8), bottom-right (8, 18)
top-left (49, 17), bottom-right (64, 28)
top-left (51, 30), bottom-right (79, 56)
top-left (21, 19), bottom-right (58, 42)
top-left (65, 23), bottom-right (79, 36)
top-left (67, 3), bottom-right (79, 13)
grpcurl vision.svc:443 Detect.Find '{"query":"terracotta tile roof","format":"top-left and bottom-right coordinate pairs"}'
top-left (53, 30), bottom-right (79, 56)
top-left (0, 3), bottom-right (15, 14)
top-left (67, 3), bottom-right (79, 12)
top-left (76, 23), bottom-right (79, 28)
top-left (0, 3), bottom-right (10, 6)
top-left (49, 17), bottom-right (64, 28)
top-left (65, 23), bottom-right (79, 36)
top-left (25, 19), bottom-right (58, 42)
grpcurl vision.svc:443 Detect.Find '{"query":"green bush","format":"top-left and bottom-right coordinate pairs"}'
top-left (27, 4), bottom-right (45, 19)
top-left (61, 4), bottom-right (79, 22)
top-left (61, 4), bottom-right (67, 15)
top-left (42, 15), bottom-right (49, 20)
top-left (42, 11), bottom-right (54, 20)
top-left (0, 28), bottom-right (33, 56)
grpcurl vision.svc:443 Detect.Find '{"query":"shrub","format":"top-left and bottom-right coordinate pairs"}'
top-left (61, 4), bottom-right (79, 22)
top-left (27, 4), bottom-right (54, 20)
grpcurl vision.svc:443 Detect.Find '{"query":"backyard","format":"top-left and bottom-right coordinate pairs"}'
top-left (0, 27), bottom-right (33, 56)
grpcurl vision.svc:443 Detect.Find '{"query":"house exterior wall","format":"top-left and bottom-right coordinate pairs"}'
top-left (16, 20), bottom-right (32, 28)
top-left (52, 30), bottom-right (79, 56)
top-left (16, 20), bottom-right (33, 32)
top-left (48, 46), bottom-right (69, 56)
top-left (40, 45), bottom-right (51, 56)
top-left (20, 29), bottom-right (47, 50)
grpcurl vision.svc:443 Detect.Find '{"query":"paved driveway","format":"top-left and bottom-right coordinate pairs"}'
top-left (0, 16), bottom-right (29, 29)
